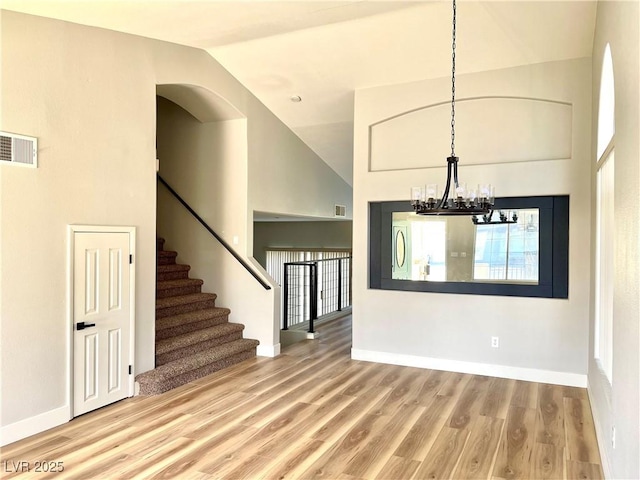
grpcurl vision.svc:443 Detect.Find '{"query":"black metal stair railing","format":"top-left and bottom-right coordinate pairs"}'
top-left (282, 256), bottom-right (352, 333)
top-left (158, 174), bottom-right (271, 290)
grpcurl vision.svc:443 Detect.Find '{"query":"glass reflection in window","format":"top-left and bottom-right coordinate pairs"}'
top-left (391, 209), bottom-right (539, 284)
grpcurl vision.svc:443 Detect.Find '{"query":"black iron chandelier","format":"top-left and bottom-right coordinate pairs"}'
top-left (472, 210), bottom-right (518, 225)
top-left (411, 0), bottom-right (495, 217)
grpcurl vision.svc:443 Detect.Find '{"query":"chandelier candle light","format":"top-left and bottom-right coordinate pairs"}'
top-left (411, 0), bottom-right (495, 217)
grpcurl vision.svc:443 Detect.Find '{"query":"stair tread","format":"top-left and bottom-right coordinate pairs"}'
top-left (157, 251), bottom-right (177, 261)
top-left (157, 264), bottom-right (190, 272)
top-left (156, 322), bottom-right (245, 355)
top-left (156, 307), bottom-right (231, 331)
top-left (157, 278), bottom-right (204, 289)
top-left (138, 338), bottom-right (259, 380)
top-left (156, 293), bottom-right (217, 309)
top-left (137, 349), bottom-right (256, 395)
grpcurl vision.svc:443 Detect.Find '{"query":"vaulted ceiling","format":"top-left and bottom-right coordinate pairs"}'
top-left (3, 1), bottom-right (597, 185)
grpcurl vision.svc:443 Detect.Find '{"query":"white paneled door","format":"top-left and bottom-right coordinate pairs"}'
top-left (73, 231), bottom-right (132, 416)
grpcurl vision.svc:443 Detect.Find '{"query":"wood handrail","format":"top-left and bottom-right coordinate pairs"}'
top-left (158, 174), bottom-right (271, 290)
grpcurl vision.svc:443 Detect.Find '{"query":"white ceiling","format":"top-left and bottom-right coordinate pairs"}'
top-left (3, 1), bottom-right (597, 186)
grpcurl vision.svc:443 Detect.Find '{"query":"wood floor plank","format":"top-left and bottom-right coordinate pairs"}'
top-left (376, 364), bottom-right (408, 388)
top-left (218, 453), bottom-right (274, 480)
top-left (147, 423), bottom-right (259, 478)
top-left (239, 376), bottom-right (320, 428)
top-left (492, 406), bottom-right (536, 480)
top-left (411, 369), bottom-right (449, 406)
top-left (375, 455), bottom-right (421, 480)
top-left (437, 371), bottom-right (471, 397)
top-left (255, 395), bottom-right (353, 460)
top-left (242, 348), bottom-right (345, 397)
top-left (537, 384), bottom-right (565, 447)
top-left (1, 421), bottom-right (139, 480)
top-left (480, 377), bottom-right (514, 419)
top-left (185, 394), bottom-right (258, 440)
top-left (394, 394), bottom-right (457, 461)
top-left (371, 370), bottom-right (426, 416)
top-left (341, 363), bottom-right (393, 397)
top-left (510, 380), bottom-right (538, 409)
top-left (562, 386), bottom-right (589, 400)
top-left (563, 397), bottom-right (601, 464)
top-left (241, 402), bottom-right (317, 453)
top-left (0, 435), bottom-right (72, 465)
top-left (342, 403), bottom-right (424, 478)
top-left (413, 426), bottom-right (470, 480)
top-left (0, 315), bottom-right (604, 480)
top-left (453, 415), bottom-right (504, 479)
top-left (448, 375), bottom-right (492, 429)
top-left (114, 436), bottom-right (197, 479)
top-left (258, 439), bottom-right (327, 480)
top-left (302, 413), bottom-right (390, 479)
top-left (311, 385), bottom-right (390, 443)
top-left (302, 363), bottom-right (373, 405)
top-left (531, 442), bottom-right (564, 480)
top-left (38, 423), bottom-right (139, 469)
top-left (566, 460), bottom-right (604, 480)
top-left (64, 452), bottom-right (133, 480)
top-left (197, 427), bottom-right (264, 477)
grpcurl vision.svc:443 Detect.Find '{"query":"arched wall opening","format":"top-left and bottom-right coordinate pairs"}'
top-left (155, 83), bottom-right (248, 261)
top-left (155, 84), bottom-right (278, 354)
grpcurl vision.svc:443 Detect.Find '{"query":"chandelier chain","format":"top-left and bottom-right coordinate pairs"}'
top-left (450, 0), bottom-right (456, 157)
top-left (412, 0), bottom-right (496, 218)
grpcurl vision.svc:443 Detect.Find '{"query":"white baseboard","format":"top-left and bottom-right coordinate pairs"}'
top-left (257, 343), bottom-right (281, 358)
top-left (351, 349), bottom-right (587, 388)
top-left (1, 406), bottom-right (70, 446)
top-left (587, 382), bottom-right (612, 479)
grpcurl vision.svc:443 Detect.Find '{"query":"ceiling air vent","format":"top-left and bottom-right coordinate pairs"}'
top-left (335, 204), bottom-right (346, 218)
top-left (0, 132), bottom-right (38, 167)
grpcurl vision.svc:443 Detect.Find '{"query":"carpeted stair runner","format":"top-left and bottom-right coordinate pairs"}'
top-left (135, 237), bottom-right (259, 395)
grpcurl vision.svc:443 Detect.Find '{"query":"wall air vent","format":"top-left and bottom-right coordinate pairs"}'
top-left (0, 132), bottom-right (38, 167)
top-left (335, 205), bottom-right (346, 218)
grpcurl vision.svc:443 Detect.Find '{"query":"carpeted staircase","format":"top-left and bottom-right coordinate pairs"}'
top-left (135, 237), bottom-right (259, 395)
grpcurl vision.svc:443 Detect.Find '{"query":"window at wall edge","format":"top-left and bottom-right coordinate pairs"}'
top-left (594, 42), bottom-right (615, 385)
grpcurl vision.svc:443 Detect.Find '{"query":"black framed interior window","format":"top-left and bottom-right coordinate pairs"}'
top-left (369, 196), bottom-right (569, 298)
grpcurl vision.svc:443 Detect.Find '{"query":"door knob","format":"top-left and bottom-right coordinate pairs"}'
top-left (76, 322), bottom-right (96, 330)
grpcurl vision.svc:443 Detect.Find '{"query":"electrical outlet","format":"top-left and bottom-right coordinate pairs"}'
top-left (491, 336), bottom-right (500, 348)
top-left (612, 426), bottom-right (616, 449)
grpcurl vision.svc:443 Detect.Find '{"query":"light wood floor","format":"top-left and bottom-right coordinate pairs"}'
top-left (1, 315), bottom-right (603, 479)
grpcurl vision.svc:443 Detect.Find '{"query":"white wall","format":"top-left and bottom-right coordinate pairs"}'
top-left (247, 104), bottom-right (353, 225)
top-left (588, 2), bottom-right (640, 479)
top-left (0, 11), bottom-right (158, 437)
top-left (253, 221), bottom-right (352, 267)
top-left (353, 58), bottom-right (592, 385)
top-left (0, 10), bottom-right (351, 444)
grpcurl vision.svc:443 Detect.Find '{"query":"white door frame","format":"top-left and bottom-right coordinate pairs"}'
top-left (67, 225), bottom-right (136, 419)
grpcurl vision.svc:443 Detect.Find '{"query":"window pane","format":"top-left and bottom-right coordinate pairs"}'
top-left (473, 209), bottom-right (539, 283)
top-left (595, 153), bottom-right (614, 383)
top-left (507, 210), bottom-right (539, 281)
top-left (474, 224), bottom-right (508, 280)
